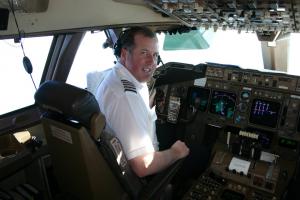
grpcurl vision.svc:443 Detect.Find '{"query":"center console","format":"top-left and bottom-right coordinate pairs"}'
top-left (183, 151), bottom-right (281, 200)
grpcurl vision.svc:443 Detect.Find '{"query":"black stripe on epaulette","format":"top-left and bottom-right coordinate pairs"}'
top-left (121, 79), bottom-right (137, 94)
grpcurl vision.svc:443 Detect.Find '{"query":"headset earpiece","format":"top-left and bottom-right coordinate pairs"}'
top-left (113, 30), bottom-right (129, 58)
top-left (113, 36), bottom-right (122, 57)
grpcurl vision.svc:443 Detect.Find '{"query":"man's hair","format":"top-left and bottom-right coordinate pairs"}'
top-left (113, 26), bottom-right (156, 58)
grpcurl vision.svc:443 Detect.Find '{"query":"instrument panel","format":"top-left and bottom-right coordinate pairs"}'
top-left (154, 62), bottom-right (300, 142)
top-left (154, 62), bottom-right (300, 199)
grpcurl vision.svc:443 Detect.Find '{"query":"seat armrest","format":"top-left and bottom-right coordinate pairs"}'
top-left (140, 159), bottom-right (184, 200)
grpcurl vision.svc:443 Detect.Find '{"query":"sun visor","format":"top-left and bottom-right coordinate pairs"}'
top-left (256, 31), bottom-right (281, 42)
top-left (163, 30), bottom-right (210, 50)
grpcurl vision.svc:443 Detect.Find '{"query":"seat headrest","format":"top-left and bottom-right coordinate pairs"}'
top-left (34, 80), bottom-right (100, 128)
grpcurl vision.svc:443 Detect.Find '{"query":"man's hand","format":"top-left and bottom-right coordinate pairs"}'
top-left (170, 140), bottom-right (190, 160)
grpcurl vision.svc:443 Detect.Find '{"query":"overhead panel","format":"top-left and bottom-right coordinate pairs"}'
top-left (144, 0), bottom-right (300, 33)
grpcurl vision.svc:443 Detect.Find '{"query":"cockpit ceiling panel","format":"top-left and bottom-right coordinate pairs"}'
top-left (145, 0), bottom-right (300, 32)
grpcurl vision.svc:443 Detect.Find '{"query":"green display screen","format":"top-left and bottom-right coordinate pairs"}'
top-left (278, 137), bottom-right (298, 149)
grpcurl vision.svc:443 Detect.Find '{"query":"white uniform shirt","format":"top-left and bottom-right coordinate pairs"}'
top-left (95, 62), bottom-right (159, 160)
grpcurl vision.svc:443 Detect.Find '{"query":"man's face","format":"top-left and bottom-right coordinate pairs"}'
top-left (121, 34), bottom-right (159, 83)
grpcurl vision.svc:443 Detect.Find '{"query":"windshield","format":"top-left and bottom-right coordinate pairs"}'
top-left (67, 30), bottom-right (300, 91)
top-left (157, 29), bottom-right (264, 70)
top-left (0, 36), bottom-right (53, 115)
top-left (1, 30), bottom-right (300, 116)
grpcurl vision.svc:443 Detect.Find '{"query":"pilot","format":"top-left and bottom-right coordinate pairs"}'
top-left (95, 26), bottom-right (208, 196)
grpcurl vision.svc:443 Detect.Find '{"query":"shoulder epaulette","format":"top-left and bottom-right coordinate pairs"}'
top-left (121, 79), bottom-right (137, 94)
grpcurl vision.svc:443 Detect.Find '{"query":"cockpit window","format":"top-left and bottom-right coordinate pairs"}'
top-left (0, 36), bottom-right (53, 116)
top-left (67, 31), bottom-right (116, 89)
top-left (288, 33), bottom-right (300, 75)
top-left (157, 29), bottom-right (264, 70)
top-left (67, 30), bottom-right (264, 90)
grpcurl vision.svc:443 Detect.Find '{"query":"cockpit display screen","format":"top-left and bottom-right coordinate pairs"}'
top-left (187, 87), bottom-right (210, 112)
top-left (209, 90), bottom-right (236, 119)
top-left (249, 99), bottom-right (281, 128)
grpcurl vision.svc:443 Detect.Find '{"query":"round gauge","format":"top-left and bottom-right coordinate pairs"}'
top-left (241, 91), bottom-right (250, 100)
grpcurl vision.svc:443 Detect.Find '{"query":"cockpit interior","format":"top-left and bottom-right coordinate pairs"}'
top-left (1, 0), bottom-right (300, 200)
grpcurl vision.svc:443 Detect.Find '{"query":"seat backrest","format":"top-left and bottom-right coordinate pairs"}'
top-left (34, 80), bottom-right (125, 200)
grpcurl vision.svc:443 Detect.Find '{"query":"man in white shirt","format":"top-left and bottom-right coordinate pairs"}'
top-left (96, 26), bottom-right (190, 177)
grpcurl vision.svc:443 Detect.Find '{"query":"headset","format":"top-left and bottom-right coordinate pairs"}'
top-left (113, 27), bottom-right (161, 65)
top-left (113, 29), bottom-right (129, 58)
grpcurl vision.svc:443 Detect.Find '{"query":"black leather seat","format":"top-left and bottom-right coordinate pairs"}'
top-left (35, 80), bottom-right (182, 200)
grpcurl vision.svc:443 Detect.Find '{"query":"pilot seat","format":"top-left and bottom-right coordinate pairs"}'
top-left (34, 80), bottom-right (182, 200)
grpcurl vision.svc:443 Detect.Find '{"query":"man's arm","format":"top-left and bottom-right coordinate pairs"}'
top-left (129, 140), bottom-right (189, 177)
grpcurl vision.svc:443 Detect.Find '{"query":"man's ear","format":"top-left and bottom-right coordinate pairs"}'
top-left (120, 47), bottom-right (128, 61)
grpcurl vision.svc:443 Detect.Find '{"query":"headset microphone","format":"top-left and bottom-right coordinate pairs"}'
top-left (150, 55), bottom-right (166, 95)
top-left (157, 55), bottom-right (162, 65)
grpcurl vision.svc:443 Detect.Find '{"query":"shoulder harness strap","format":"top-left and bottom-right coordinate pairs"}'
top-left (121, 79), bottom-right (137, 94)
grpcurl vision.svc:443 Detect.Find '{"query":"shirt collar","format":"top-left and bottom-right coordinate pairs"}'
top-left (115, 62), bottom-right (146, 90)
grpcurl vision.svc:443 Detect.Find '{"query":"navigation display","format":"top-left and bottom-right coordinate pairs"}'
top-left (249, 99), bottom-right (281, 128)
top-left (187, 87), bottom-right (210, 112)
top-left (209, 90), bottom-right (236, 118)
